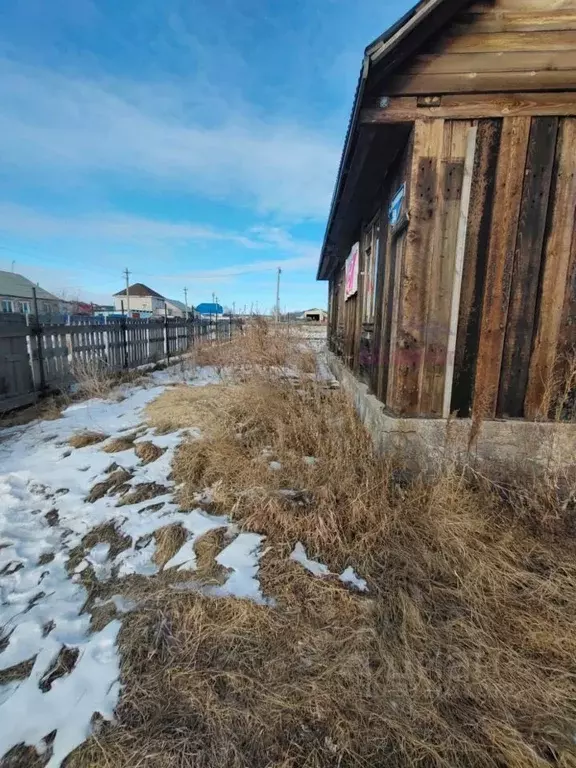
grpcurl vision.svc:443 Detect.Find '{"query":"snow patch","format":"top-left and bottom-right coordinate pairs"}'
top-left (0, 364), bottom-right (268, 767)
top-left (290, 543), bottom-right (368, 591)
top-left (290, 541), bottom-right (330, 577)
top-left (339, 566), bottom-right (368, 592)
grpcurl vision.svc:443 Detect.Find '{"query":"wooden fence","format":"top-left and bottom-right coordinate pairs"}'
top-left (0, 315), bottom-right (237, 413)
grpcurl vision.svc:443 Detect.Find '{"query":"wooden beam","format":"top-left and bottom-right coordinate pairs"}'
top-left (443, 125), bottom-right (477, 418)
top-left (455, 10), bottom-right (576, 34)
top-left (525, 118), bottom-right (576, 419)
top-left (420, 122), bottom-right (468, 416)
top-left (451, 119), bottom-right (501, 418)
top-left (391, 119), bottom-right (444, 415)
top-left (361, 93), bottom-right (576, 123)
top-left (431, 30), bottom-right (576, 54)
top-left (497, 117), bottom-right (558, 417)
top-left (386, 70), bottom-right (576, 95)
top-left (404, 51), bottom-right (576, 75)
top-left (473, 116), bottom-right (531, 419)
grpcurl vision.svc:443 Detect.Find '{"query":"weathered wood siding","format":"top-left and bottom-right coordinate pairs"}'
top-left (385, 0), bottom-right (576, 96)
top-left (390, 118), bottom-right (474, 415)
top-left (452, 116), bottom-right (576, 420)
top-left (373, 113), bottom-right (576, 421)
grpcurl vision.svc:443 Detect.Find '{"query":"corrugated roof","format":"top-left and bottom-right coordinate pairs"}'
top-left (114, 283), bottom-right (165, 298)
top-left (196, 302), bottom-right (223, 315)
top-left (0, 271), bottom-right (60, 302)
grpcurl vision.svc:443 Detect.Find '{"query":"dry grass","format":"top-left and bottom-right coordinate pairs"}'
top-left (116, 481), bottom-right (169, 506)
top-left (134, 440), bottom-right (165, 464)
top-left (66, 323), bottom-right (576, 768)
top-left (195, 317), bottom-right (317, 376)
top-left (145, 384), bottom-right (241, 436)
top-left (103, 433), bottom-right (138, 453)
top-left (194, 528), bottom-right (229, 584)
top-left (85, 467), bottom-right (133, 503)
top-left (69, 358), bottom-right (144, 400)
top-left (153, 524), bottom-right (188, 568)
top-left (69, 431), bottom-right (108, 449)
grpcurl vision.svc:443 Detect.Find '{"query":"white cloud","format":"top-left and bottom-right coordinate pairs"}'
top-left (0, 204), bottom-right (261, 249)
top-left (0, 60), bottom-right (340, 220)
top-left (0, 205), bottom-right (320, 290)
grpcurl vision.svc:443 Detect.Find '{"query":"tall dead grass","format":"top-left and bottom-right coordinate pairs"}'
top-left (195, 316), bottom-right (317, 376)
top-left (70, 323), bottom-right (576, 768)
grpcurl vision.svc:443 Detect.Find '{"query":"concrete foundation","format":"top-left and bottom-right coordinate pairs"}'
top-left (326, 351), bottom-right (576, 472)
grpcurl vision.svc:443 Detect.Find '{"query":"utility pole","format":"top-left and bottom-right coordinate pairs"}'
top-left (184, 287), bottom-right (189, 320)
top-left (276, 267), bottom-right (282, 323)
top-left (124, 267), bottom-right (131, 317)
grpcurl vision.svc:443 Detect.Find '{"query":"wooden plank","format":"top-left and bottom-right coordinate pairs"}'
top-left (525, 118), bottom-right (576, 418)
top-left (420, 121), bottom-right (468, 416)
top-left (360, 93), bottom-right (576, 124)
top-left (473, 116), bottom-right (531, 419)
top-left (392, 119), bottom-right (444, 415)
top-left (386, 230), bottom-right (407, 407)
top-left (386, 69), bottom-right (576, 95)
top-left (405, 50), bottom-right (576, 75)
top-left (443, 125), bottom-right (478, 418)
top-left (433, 30), bottom-right (576, 54)
top-left (457, 10), bottom-right (576, 33)
top-left (558, 219), bottom-right (576, 357)
top-left (497, 117), bottom-right (558, 417)
top-left (495, 0), bottom-right (576, 11)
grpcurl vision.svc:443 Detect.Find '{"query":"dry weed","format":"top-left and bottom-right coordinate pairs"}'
top-left (195, 317), bottom-right (316, 377)
top-left (69, 431), bottom-right (108, 449)
top-left (193, 528), bottom-right (228, 584)
top-left (145, 384), bottom-right (240, 436)
top-left (103, 433), bottom-right (138, 453)
top-left (68, 328), bottom-right (576, 768)
top-left (85, 468), bottom-right (132, 503)
top-left (134, 441), bottom-right (165, 464)
top-left (153, 524), bottom-right (187, 568)
top-left (116, 482), bottom-right (169, 506)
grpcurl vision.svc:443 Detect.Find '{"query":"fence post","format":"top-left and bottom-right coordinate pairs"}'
top-left (229, 312), bottom-right (232, 340)
top-left (164, 303), bottom-right (170, 363)
top-left (31, 287), bottom-right (47, 393)
top-left (121, 300), bottom-right (129, 369)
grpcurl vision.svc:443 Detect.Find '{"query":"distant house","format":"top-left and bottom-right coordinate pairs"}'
top-left (113, 283), bottom-right (197, 318)
top-left (0, 270), bottom-right (61, 315)
top-left (113, 283), bottom-right (165, 316)
top-left (301, 308), bottom-right (328, 323)
top-left (164, 299), bottom-right (197, 318)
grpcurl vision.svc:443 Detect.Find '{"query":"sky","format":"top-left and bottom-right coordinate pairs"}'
top-left (0, 0), bottom-right (411, 311)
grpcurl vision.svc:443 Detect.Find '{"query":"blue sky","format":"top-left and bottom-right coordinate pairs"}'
top-left (0, 0), bottom-right (410, 311)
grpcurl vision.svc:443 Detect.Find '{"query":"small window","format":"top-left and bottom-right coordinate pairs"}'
top-left (21, 301), bottom-right (30, 314)
top-left (1, 299), bottom-right (13, 313)
top-left (362, 215), bottom-right (380, 324)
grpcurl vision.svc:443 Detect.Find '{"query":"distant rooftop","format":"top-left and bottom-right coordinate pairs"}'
top-left (0, 270), bottom-right (60, 302)
top-left (196, 302), bottom-right (223, 315)
top-left (113, 283), bottom-right (165, 298)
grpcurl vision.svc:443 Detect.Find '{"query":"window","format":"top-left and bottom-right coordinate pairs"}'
top-left (362, 215), bottom-right (380, 324)
top-left (1, 299), bottom-right (13, 313)
top-left (20, 301), bottom-right (30, 314)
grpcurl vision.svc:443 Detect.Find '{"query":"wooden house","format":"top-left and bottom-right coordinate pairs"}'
top-left (318, 0), bottom-right (576, 422)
